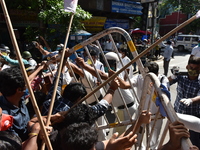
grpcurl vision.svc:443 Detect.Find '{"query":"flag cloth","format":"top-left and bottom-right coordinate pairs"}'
top-left (64, 0), bottom-right (78, 13)
top-left (155, 84), bottom-right (171, 117)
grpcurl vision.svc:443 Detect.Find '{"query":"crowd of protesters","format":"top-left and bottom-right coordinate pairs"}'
top-left (0, 35), bottom-right (198, 150)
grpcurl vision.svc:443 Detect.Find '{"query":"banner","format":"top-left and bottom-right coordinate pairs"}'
top-left (64, 0), bottom-right (78, 13)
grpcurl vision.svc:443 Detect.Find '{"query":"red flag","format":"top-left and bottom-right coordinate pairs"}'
top-left (64, 0), bottom-right (78, 13)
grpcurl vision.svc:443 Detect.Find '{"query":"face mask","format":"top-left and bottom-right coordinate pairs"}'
top-left (198, 43), bottom-right (200, 47)
top-left (187, 69), bottom-right (200, 77)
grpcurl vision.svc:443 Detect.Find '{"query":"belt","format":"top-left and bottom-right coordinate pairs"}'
top-left (118, 102), bottom-right (134, 110)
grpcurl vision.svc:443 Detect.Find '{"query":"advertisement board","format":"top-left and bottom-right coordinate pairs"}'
top-left (112, 0), bottom-right (143, 15)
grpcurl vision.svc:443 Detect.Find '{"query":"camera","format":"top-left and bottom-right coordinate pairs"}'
top-left (32, 41), bottom-right (37, 46)
top-left (170, 66), bottom-right (187, 75)
top-left (171, 66), bottom-right (179, 75)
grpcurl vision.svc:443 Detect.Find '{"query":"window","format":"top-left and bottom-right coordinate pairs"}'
top-left (192, 37), bottom-right (199, 42)
top-left (177, 36), bottom-right (184, 41)
top-left (184, 37), bottom-right (191, 41)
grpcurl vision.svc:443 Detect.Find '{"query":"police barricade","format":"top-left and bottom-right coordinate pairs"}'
top-left (64, 27), bottom-right (192, 149)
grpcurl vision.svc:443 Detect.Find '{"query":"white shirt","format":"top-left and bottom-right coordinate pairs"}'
top-left (104, 41), bottom-right (113, 50)
top-left (191, 45), bottom-right (200, 57)
top-left (117, 56), bottom-right (133, 80)
top-left (28, 58), bottom-right (37, 68)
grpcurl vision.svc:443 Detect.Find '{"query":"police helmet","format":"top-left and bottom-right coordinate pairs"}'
top-left (105, 52), bottom-right (119, 62)
top-left (22, 51), bottom-right (32, 58)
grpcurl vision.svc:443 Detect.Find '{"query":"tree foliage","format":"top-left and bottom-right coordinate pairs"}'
top-left (5, 0), bottom-right (92, 47)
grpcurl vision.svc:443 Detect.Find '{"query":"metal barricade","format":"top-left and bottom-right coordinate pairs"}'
top-left (64, 27), bottom-right (192, 149)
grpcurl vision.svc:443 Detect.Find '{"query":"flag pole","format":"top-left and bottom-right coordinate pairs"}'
top-left (0, 0), bottom-right (53, 149)
top-left (41, 1), bottom-right (78, 149)
top-left (45, 13), bottom-right (74, 127)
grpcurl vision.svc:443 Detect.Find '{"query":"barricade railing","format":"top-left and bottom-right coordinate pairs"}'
top-left (63, 27), bottom-right (192, 149)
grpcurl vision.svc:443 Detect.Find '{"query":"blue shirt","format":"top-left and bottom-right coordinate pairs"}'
top-left (172, 75), bottom-right (200, 117)
top-left (0, 96), bottom-right (30, 141)
top-left (42, 73), bottom-right (109, 117)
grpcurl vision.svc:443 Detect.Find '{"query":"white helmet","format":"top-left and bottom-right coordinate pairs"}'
top-left (105, 52), bottom-right (119, 62)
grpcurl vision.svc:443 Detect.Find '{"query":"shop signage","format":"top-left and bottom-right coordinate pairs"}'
top-left (112, 0), bottom-right (143, 15)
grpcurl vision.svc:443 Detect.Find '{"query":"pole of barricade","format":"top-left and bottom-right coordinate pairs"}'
top-left (146, 73), bottom-right (193, 150)
top-left (0, 0), bottom-right (52, 149)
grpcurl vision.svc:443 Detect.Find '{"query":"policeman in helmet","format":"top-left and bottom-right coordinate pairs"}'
top-left (22, 51), bottom-right (37, 68)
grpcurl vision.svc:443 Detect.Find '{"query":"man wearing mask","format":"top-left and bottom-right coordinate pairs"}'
top-left (168, 56), bottom-right (200, 148)
top-left (190, 39), bottom-right (200, 58)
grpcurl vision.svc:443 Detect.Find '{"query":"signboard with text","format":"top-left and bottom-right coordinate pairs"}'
top-left (112, 0), bottom-right (143, 15)
top-left (104, 19), bottom-right (129, 29)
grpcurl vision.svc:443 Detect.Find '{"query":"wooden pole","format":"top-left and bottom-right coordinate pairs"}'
top-left (40, 12), bottom-right (75, 150)
top-left (45, 13), bottom-right (74, 127)
top-left (0, 0), bottom-right (52, 149)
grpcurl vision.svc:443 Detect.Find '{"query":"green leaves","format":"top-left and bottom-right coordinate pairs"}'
top-left (6, 0), bottom-right (92, 48)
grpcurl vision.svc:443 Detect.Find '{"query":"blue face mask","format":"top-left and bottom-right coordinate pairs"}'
top-left (198, 43), bottom-right (200, 47)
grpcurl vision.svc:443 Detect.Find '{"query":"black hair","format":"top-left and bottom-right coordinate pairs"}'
top-left (26, 91), bottom-right (47, 118)
top-left (145, 61), bottom-right (159, 75)
top-left (59, 103), bottom-right (99, 129)
top-left (119, 48), bottom-right (128, 56)
top-left (0, 67), bottom-right (25, 96)
top-left (188, 56), bottom-right (200, 65)
top-left (90, 50), bottom-right (98, 56)
top-left (0, 131), bottom-right (22, 150)
top-left (167, 41), bottom-right (172, 45)
top-left (60, 123), bottom-right (98, 150)
top-left (62, 83), bottom-right (87, 103)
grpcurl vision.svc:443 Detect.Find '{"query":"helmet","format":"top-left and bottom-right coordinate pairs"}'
top-left (0, 45), bottom-right (10, 53)
top-left (56, 43), bottom-right (64, 51)
top-left (22, 51), bottom-right (32, 58)
top-left (105, 52), bottom-right (119, 62)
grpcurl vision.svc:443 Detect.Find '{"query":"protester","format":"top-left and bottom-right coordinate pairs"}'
top-left (168, 56), bottom-right (200, 148)
top-left (158, 121), bottom-right (190, 150)
top-left (42, 62), bottom-right (119, 115)
top-left (0, 107), bottom-right (13, 131)
top-left (0, 131), bottom-right (22, 150)
top-left (0, 51), bottom-right (29, 67)
top-left (0, 66), bottom-right (30, 141)
top-left (53, 104), bottom-right (151, 150)
top-left (34, 36), bottom-right (51, 58)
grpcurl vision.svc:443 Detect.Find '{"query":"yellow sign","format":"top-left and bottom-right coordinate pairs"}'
top-left (82, 16), bottom-right (107, 33)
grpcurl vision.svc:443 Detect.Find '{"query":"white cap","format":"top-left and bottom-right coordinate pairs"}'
top-left (105, 52), bottom-right (119, 62)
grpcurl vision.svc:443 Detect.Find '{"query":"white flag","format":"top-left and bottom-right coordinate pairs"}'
top-left (64, 0), bottom-right (78, 13)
